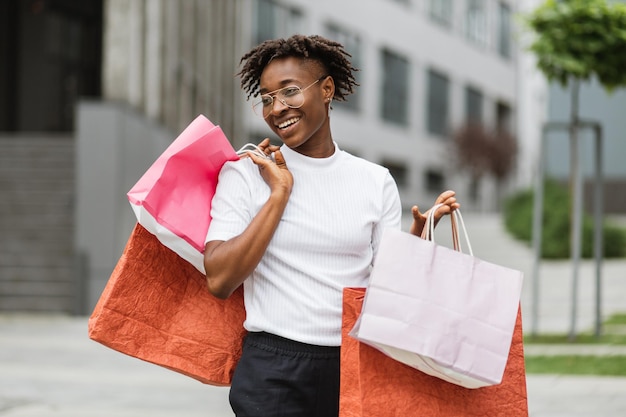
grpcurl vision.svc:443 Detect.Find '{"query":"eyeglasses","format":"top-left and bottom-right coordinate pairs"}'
top-left (252, 75), bottom-right (327, 118)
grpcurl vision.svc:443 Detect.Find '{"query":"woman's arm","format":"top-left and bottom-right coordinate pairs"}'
top-left (204, 149), bottom-right (293, 299)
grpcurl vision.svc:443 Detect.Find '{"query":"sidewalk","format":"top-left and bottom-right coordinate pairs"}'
top-left (2, 314), bottom-right (626, 417)
top-left (1, 212), bottom-right (625, 416)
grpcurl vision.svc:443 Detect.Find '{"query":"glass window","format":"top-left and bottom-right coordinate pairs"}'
top-left (426, 69), bottom-right (449, 136)
top-left (254, 0), bottom-right (303, 45)
top-left (325, 23), bottom-right (362, 112)
top-left (465, 0), bottom-right (487, 46)
top-left (383, 159), bottom-right (408, 188)
top-left (498, 2), bottom-right (512, 59)
top-left (496, 101), bottom-right (512, 133)
top-left (425, 169), bottom-right (445, 193)
top-left (465, 86), bottom-right (483, 125)
top-left (429, 0), bottom-right (453, 27)
top-left (380, 48), bottom-right (410, 126)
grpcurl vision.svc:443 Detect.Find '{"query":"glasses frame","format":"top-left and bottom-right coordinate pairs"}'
top-left (252, 75), bottom-right (328, 118)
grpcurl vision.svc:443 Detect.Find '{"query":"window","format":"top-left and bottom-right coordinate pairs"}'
top-left (465, 0), bottom-right (487, 46)
top-left (254, 0), bottom-right (303, 45)
top-left (380, 49), bottom-right (409, 126)
top-left (429, 0), bottom-right (453, 27)
top-left (498, 2), bottom-right (512, 59)
top-left (325, 23), bottom-right (362, 112)
top-left (382, 159), bottom-right (408, 188)
top-left (424, 169), bottom-right (445, 193)
top-left (426, 69), bottom-right (449, 136)
top-left (465, 86), bottom-right (483, 125)
top-left (496, 101), bottom-right (512, 133)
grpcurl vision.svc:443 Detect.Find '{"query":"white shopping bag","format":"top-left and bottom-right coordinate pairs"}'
top-left (351, 208), bottom-right (524, 388)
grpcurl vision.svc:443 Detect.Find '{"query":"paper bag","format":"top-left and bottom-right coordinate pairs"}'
top-left (351, 210), bottom-right (523, 388)
top-left (340, 287), bottom-right (528, 417)
top-left (88, 223), bottom-right (246, 385)
top-left (127, 114), bottom-right (239, 273)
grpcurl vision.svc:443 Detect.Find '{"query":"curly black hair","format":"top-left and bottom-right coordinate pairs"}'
top-left (238, 34), bottom-right (359, 102)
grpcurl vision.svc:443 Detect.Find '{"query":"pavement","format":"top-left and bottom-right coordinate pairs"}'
top-left (1, 212), bottom-right (626, 416)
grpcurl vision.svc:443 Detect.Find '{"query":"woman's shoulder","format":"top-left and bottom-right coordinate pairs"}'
top-left (219, 157), bottom-right (262, 183)
top-left (340, 150), bottom-right (390, 176)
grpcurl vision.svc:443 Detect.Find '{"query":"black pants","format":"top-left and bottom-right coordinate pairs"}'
top-left (229, 332), bottom-right (341, 417)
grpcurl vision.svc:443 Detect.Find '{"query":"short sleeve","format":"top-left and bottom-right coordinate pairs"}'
top-left (371, 171), bottom-right (402, 263)
top-left (205, 160), bottom-right (254, 244)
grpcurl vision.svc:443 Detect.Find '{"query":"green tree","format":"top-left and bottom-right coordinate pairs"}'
top-left (523, 0), bottom-right (626, 340)
top-left (525, 0), bottom-right (626, 91)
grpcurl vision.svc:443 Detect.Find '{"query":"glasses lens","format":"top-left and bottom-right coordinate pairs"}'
top-left (277, 86), bottom-right (304, 109)
top-left (251, 86), bottom-right (306, 118)
top-left (252, 98), bottom-right (267, 117)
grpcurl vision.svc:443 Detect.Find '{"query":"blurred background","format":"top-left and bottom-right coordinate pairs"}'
top-left (0, 0), bottom-right (625, 317)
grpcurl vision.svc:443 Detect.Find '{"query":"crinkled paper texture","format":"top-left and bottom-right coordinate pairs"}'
top-left (340, 287), bottom-right (528, 417)
top-left (88, 223), bottom-right (246, 385)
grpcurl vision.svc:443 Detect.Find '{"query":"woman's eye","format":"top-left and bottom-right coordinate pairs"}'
top-left (261, 96), bottom-right (273, 106)
top-left (282, 87), bottom-right (300, 97)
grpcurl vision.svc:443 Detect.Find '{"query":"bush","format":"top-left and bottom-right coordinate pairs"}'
top-left (504, 181), bottom-right (626, 259)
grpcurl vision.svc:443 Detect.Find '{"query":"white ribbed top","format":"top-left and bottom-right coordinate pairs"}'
top-left (206, 143), bottom-right (401, 346)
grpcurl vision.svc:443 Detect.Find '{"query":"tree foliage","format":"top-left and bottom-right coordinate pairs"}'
top-left (503, 181), bottom-right (626, 259)
top-left (524, 0), bottom-right (626, 90)
top-left (452, 123), bottom-right (518, 182)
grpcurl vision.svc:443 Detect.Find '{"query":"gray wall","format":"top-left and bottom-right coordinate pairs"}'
top-left (544, 79), bottom-right (626, 212)
top-left (75, 101), bottom-right (174, 313)
top-left (545, 79), bottom-right (626, 180)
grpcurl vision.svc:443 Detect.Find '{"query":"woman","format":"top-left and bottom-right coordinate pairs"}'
top-left (204, 34), bottom-right (459, 417)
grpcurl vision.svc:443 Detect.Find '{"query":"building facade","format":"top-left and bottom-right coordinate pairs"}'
top-left (99, 0), bottom-right (521, 207)
top-left (2, 0), bottom-right (546, 313)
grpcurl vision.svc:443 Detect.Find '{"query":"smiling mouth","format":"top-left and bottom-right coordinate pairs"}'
top-left (277, 117), bottom-right (300, 130)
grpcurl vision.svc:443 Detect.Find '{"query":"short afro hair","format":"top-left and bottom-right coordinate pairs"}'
top-left (238, 34), bottom-right (358, 102)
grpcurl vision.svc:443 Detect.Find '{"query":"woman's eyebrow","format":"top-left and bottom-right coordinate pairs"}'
top-left (259, 79), bottom-right (299, 95)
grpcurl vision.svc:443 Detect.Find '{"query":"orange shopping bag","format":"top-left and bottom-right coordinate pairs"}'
top-left (88, 223), bottom-right (246, 385)
top-left (340, 287), bottom-right (528, 417)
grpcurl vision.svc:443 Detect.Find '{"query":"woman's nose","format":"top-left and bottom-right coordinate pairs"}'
top-left (270, 97), bottom-right (288, 114)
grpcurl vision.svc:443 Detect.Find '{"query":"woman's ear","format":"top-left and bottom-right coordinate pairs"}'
top-left (322, 76), bottom-right (335, 102)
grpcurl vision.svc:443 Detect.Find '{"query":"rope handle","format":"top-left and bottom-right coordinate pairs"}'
top-left (421, 204), bottom-right (473, 256)
top-left (235, 143), bottom-right (272, 160)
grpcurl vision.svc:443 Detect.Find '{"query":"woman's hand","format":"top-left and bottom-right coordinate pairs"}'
top-left (256, 137), bottom-right (280, 157)
top-left (409, 190), bottom-right (460, 237)
top-left (247, 147), bottom-right (293, 198)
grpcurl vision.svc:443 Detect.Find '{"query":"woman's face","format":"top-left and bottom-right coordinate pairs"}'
top-left (258, 57), bottom-right (334, 157)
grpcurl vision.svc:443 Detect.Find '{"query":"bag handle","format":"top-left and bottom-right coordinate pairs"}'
top-left (236, 143), bottom-right (272, 159)
top-left (421, 204), bottom-right (474, 256)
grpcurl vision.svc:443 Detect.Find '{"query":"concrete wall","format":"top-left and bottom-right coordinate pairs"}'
top-left (75, 101), bottom-right (173, 313)
top-left (545, 80), bottom-right (626, 179)
top-left (544, 79), bottom-right (626, 213)
top-left (102, 0), bottom-right (245, 142)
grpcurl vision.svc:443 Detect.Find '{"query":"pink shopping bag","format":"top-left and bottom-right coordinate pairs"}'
top-left (127, 115), bottom-right (240, 272)
top-left (351, 208), bottom-right (524, 389)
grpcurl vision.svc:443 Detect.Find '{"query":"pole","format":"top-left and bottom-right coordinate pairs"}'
top-left (593, 124), bottom-right (604, 337)
top-left (569, 80), bottom-right (583, 342)
top-left (530, 128), bottom-right (546, 337)
top-left (533, 120), bottom-right (603, 340)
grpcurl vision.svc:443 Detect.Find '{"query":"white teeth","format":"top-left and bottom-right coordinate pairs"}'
top-left (278, 117), bottom-right (300, 129)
